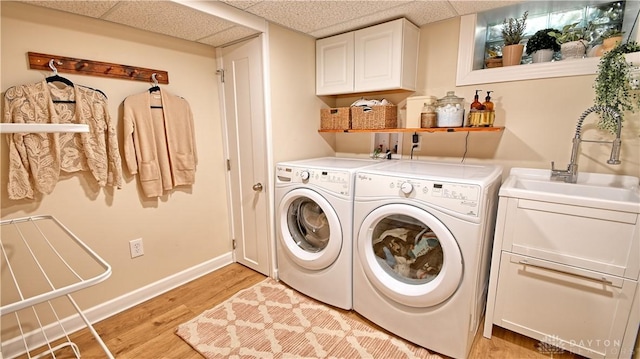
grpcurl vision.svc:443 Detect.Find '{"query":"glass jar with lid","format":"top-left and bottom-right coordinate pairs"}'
top-left (436, 91), bottom-right (465, 127)
top-left (420, 97), bottom-right (437, 128)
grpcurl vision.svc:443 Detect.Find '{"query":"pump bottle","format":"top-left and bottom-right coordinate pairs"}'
top-left (482, 91), bottom-right (494, 111)
top-left (470, 90), bottom-right (484, 111)
top-left (481, 91), bottom-right (495, 126)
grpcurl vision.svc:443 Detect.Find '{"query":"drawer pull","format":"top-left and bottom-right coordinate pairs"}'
top-left (518, 259), bottom-right (616, 286)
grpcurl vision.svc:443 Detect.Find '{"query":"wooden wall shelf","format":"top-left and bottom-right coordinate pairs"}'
top-left (28, 52), bottom-right (169, 84)
top-left (318, 126), bottom-right (504, 133)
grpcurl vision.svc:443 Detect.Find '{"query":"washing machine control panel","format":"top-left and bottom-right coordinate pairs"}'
top-left (355, 173), bottom-right (481, 217)
top-left (276, 166), bottom-right (352, 196)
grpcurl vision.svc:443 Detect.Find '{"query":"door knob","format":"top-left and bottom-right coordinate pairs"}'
top-left (252, 183), bottom-right (263, 192)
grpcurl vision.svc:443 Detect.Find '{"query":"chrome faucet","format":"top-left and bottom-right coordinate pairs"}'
top-left (550, 106), bottom-right (622, 183)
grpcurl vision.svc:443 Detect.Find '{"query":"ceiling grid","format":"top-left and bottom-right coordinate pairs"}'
top-left (20, 0), bottom-right (522, 47)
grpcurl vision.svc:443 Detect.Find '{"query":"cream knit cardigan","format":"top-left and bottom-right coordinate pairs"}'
top-left (123, 89), bottom-right (197, 197)
top-left (3, 80), bottom-right (123, 200)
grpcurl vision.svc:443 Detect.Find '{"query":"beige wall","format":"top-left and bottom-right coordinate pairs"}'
top-left (269, 23), bottom-right (336, 164)
top-left (338, 17), bottom-right (640, 179)
top-left (0, 1), bottom-right (230, 313)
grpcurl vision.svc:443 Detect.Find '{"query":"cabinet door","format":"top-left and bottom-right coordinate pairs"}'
top-left (354, 19), bottom-right (418, 93)
top-left (494, 253), bottom-right (637, 359)
top-left (316, 32), bottom-right (354, 95)
top-left (501, 198), bottom-right (640, 279)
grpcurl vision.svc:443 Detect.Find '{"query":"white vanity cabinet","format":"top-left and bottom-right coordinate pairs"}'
top-left (484, 195), bottom-right (640, 359)
top-left (316, 18), bottom-right (419, 96)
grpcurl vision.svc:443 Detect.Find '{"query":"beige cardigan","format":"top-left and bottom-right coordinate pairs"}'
top-left (3, 80), bottom-right (123, 199)
top-left (123, 89), bottom-right (197, 197)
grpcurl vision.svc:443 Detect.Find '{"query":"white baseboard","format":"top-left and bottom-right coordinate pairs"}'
top-left (1, 252), bottom-right (233, 359)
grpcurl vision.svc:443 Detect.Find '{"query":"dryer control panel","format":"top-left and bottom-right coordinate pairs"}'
top-left (276, 165), bottom-right (352, 196)
top-left (355, 173), bottom-right (481, 217)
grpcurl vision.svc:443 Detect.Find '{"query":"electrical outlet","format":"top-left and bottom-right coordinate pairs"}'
top-left (129, 238), bottom-right (144, 258)
top-left (412, 133), bottom-right (422, 152)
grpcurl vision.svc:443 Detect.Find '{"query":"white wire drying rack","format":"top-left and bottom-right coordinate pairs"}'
top-left (0, 215), bottom-right (114, 359)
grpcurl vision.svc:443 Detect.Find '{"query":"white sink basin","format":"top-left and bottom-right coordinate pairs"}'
top-left (500, 168), bottom-right (640, 213)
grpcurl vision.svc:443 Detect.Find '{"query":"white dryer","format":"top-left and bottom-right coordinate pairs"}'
top-left (275, 157), bottom-right (379, 310)
top-left (352, 160), bottom-right (502, 359)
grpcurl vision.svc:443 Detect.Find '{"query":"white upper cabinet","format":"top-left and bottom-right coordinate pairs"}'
top-left (316, 18), bottom-right (419, 96)
top-left (316, 32), bottom-right (354, 95)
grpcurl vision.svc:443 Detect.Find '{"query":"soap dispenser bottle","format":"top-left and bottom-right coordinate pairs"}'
top-left (470, 90), bottom-right (484, 111)
top-left (482, 91), bottom-right (494, 111)
top-left (481, 91), bottom-right (495, 126)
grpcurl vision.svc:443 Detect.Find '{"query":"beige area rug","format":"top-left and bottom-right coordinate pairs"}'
top-left (176, 278), bottom-right (442, 359)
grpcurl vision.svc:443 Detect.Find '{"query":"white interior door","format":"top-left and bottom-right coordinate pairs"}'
top-left (221, 36), bottom-right (270, 275)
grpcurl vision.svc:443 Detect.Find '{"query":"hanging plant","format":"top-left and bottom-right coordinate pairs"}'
top-left (593, 41), bottom-right (640, 134)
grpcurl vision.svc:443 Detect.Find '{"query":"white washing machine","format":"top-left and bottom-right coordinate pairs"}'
top-left (352, 160), bottom-right (502, 359)
top-left (275, 157), bottom-right (379, 310)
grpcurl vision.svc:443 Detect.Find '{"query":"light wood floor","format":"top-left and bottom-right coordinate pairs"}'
top-left (25, 263), bottom-right (586, 359)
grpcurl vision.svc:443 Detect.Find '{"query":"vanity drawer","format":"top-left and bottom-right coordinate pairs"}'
top-left (493, 253), bottom-right (638, 359)
top-left (499, 198), bottom-right (639, 279)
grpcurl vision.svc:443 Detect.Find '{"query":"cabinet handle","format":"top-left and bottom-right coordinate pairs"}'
top-left (518, 259), bottom-right (618, 287)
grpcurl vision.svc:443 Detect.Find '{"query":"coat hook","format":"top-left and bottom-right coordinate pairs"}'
top-left (151, 73), bottom-right (159, 87)
top-left (48, 59), bottom-right (62, 75)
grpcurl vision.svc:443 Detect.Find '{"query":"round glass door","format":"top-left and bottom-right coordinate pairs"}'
top-left (278, 188), bottom-right (342, 270)
top-left (357, 204), bottom-right (463, 307)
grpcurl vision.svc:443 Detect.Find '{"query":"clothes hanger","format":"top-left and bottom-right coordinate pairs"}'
top-left (46, 59), bottom-right (76, 104)
top-left (149, 73), bottom-right (162, 109)
top-left (148, 73), bottom-right (161, 93)
top-left (46, 59), bottom-right (74, 88)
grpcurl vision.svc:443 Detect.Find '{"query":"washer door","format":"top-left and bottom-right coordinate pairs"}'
top-left (278, 188), bottom-right (342, 270)
top-left (357, 203), bottom-right (463, 307)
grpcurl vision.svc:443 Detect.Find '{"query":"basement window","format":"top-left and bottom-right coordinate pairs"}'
top-left (485, 1), bottom-right (625, 64)
top-left (456, 0), bottom-right (640, 86)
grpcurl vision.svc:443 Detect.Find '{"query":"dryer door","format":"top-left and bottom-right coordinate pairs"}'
top-left (278, 188), bottom-right (342, 270)
top-left (357, 203), bottom-right (463, 307)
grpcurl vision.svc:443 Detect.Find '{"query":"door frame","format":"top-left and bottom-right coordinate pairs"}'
top-left (214, 25), bottom-right (276, 276)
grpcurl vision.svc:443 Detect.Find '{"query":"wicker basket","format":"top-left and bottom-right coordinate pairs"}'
top-left (351, 105), bottom-right (397, 130)
top-left (320, 107), bottom-right (351, 130)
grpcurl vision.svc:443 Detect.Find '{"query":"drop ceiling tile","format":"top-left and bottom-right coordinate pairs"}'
top-left (218, 0), bottom-right (263, 10)
top-left (103, 1), bottom-right (236, 41)
top-left (198, 26), bottom-right (261, 47)
top-left (19, 0), bottom-right (119, 18)
top-left (309, 1), bottom-right (456, 38)
top-left (449, 0), bottom-right (523, 16)
top-left (245, 1), bottom-right (412, 34)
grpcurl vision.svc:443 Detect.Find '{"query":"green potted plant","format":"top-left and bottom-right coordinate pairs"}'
top-left (525, 28), bottom-right (561, 63)
top-left (593, 41), bottom-right (640, 133)
top-left (548, 23), bottom-right (588, 60)
top-left (501, 11), bottom-right (528, 66)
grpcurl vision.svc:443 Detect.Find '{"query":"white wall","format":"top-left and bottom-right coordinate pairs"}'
top-left (1, 2), bottom-right (230, 317)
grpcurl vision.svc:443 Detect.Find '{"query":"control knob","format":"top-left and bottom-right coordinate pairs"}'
top-left (300, 171), bottom-right (310, 180)
top-left (400, 182), bottom-right (413, 195)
